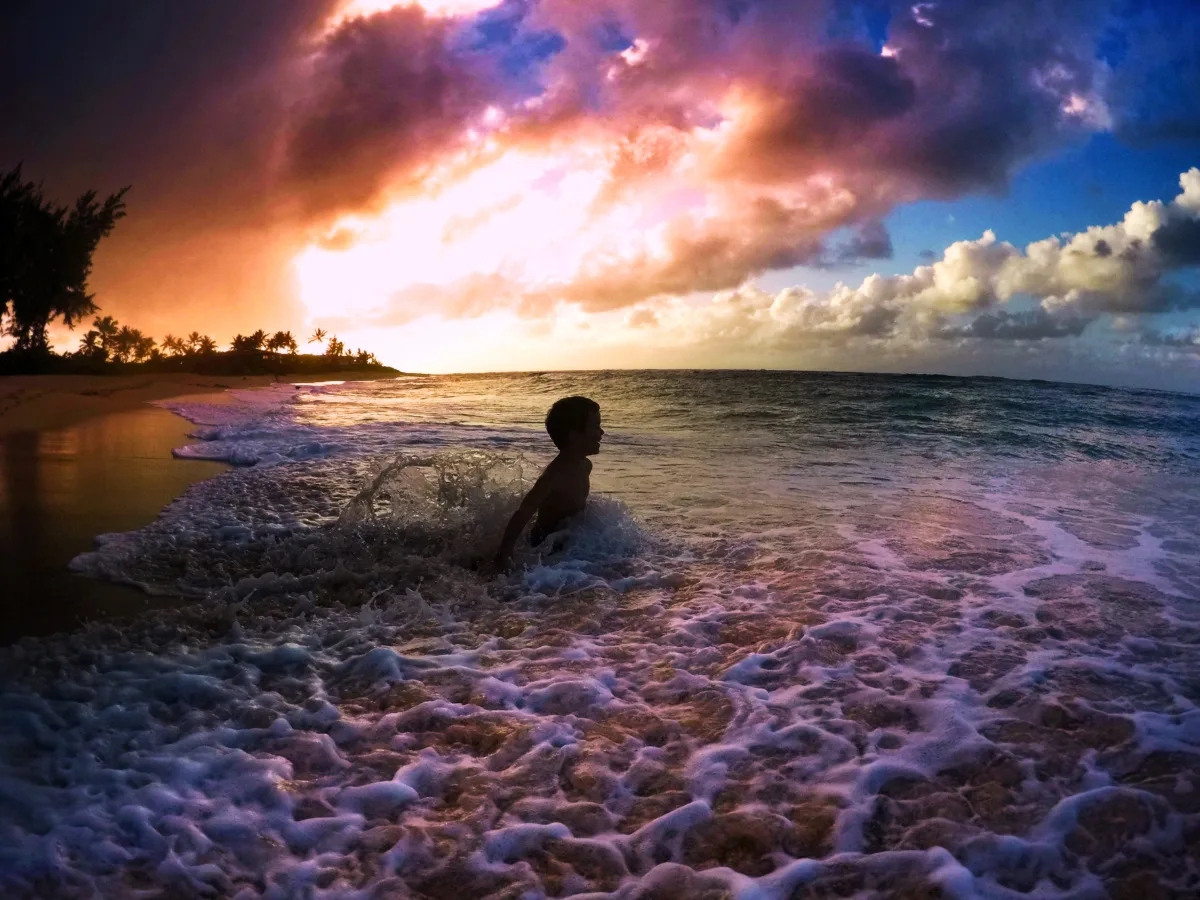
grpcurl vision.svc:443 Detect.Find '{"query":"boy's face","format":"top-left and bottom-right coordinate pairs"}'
top-left (571, 409), bottom-right (604, 456)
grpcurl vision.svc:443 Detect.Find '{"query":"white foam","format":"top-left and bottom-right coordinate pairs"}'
top-left (7, 378), bottom-right (1200, 897)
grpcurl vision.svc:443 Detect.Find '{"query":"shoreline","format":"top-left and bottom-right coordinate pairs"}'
top-left (0, 372), bottom-right (396, 644)
top-left (0, 370), bottom-right (403, 437)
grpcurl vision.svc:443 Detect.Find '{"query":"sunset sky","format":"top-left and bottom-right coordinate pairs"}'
top-left (3, 0), bottom-right (1199, 388)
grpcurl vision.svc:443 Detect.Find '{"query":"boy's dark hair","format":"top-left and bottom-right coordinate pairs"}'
top-left (545, 396), bottom-right (599, 450)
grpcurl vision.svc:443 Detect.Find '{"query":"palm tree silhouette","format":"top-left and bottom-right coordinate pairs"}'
top-left (308, 328), bottom-right (327, 346)
top-left (78, 331), bottom-right (100, 353)
top-left (162, 334), bottom-right (185, 357)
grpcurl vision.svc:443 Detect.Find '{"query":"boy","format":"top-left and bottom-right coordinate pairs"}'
top-left (494, 396), bottom-right (604, 572)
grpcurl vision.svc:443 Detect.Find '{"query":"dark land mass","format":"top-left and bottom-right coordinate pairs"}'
top-left (0, 349), bottom-right (401, 378)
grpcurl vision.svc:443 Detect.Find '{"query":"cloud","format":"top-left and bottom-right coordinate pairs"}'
top-left (285, 4), bottom-right (510, 217)
top-left (618, 168), bottom-right (1200, 354)
top-left (831, 222), bottom-right (894, 264)
top-left (1139, 326), bottom-right (1200, 350)
top-left (0, 1), bottom-right (337, 334)
top-left (2, 0), bottom-right (1189, 341)
top-left (1004, 168), bottom-right (1200, 313)
top-left (455, 0), bottom-right (1115, 307)
top-left (934, 308), bottom-right (1094, 341)
top-left (1151, 217), bottom-right (1200, 266)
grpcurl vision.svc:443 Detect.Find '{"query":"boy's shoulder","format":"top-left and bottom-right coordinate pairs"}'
top-left (544, 454), bottom-right (591, 476)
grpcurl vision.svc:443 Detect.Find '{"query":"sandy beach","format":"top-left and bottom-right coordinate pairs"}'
top-left (0, 371), bottom-right (400, 643)
top-left (0, 371), bottom-right (401, 437)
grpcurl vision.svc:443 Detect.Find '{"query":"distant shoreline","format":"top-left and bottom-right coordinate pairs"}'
top-left (0, 369), bottom-right (410, 436)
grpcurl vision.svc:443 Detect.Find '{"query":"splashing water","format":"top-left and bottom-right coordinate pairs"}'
top-left (2, 371), bottom-right (1199, 899)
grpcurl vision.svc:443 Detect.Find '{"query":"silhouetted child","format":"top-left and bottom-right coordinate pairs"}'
top-left (494, 396), bottom-right (604, 571)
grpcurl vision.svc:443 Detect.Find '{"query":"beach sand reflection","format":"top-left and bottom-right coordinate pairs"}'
top-left (0, 405), bottom-right (224, 643)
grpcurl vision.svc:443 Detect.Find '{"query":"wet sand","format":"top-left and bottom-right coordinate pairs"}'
top-left (0, 370), bottom-right (406, 643)
top-left (0, 370), bottom-right (402, 436)
top-left (0, 405), bottom-right (227, 644)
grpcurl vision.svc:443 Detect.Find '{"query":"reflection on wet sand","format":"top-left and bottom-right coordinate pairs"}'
top-left (0, 405), bottom-right (224, 643)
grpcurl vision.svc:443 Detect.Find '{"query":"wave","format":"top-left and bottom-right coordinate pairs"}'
top-left (3, 372), bottom-right (1199, 897)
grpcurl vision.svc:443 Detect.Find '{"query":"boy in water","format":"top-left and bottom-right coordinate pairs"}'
top-left (494, 396), bottom-right (604, 572)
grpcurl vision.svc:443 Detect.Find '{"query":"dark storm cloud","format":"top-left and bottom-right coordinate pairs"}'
top-left (0, 0), bottom-right (339, 334)
top-left (833, 221), bottom-right (894, 263)
top-left (1138, 326), bottom-right (1200, 349)
top-left (0, 0), bottom-right (335, 217)
top-left (286, 5), bottom-right (507, 217)
top-left (937, 309), bottom-right (1094, 341)
top-left (708, 45), bottom-right (917, 184)
top-left (1151, 217), bottom-right (1200, 266)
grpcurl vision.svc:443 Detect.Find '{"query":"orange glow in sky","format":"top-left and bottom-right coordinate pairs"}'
top-left (294, 145), bottom-right (698, 327)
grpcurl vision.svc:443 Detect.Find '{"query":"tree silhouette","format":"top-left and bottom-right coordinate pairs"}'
top-left (268, 330), bottom-right (297, 354)
top-left (77, 329), bottom-right (103, 359)
top-left (324, 336), bottom-right (345, 358)
top-left (196, 335), bottom-right (217, 355)
top-left (186, 331), bottom-right (203, 354)
top-left (162, 334), bottom-right (186, 357)
top-left (111, 325), bottom-right (154, 363)
top-left (111, 326), bottom-right (134, 363)
top-left (308, 328), bottom-right (326, 346)
top-left (93, 316), bottom-right (119, 360)
top-left (0, 166), bottom-right (128, 352)
top-left (133, 332), bottom-right (156, 363)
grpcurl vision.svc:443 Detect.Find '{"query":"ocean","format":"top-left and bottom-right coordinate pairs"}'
top-left (2, 370), bottom-right (1199, 898)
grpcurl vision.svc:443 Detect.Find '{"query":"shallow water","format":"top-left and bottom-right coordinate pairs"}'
top-left (0, 406), bottom-right (227, 642)
top-left (2, 371), bottom-right (1199, 898)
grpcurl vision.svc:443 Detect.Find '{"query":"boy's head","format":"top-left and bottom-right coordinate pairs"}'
top-left (545, 396), bottom-right (603, 455)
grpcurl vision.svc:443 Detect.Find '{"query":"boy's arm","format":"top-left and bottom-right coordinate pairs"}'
top-left (494, 463), bottom-right (559, 570)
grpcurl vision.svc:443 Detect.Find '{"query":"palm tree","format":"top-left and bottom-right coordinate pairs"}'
top-left (324, 336), bottom-right (345, 358)
top-left (186, 331), bottom-right (203, 354)
top-left (132, 333), bottom-right (156, 363)
top-left (112, 325), bottom-right (139, 363)
top-left (196, 335), bottom-right (217, 355)
top-left (93, 315), bottom-right (119, 358)
top-left (161, 334), bottom-right (185, 357)
top-left (77, 330), bottom-right (102, 357)
top-left (268, 330), bottom-right (297, 354)
top-left (308, 327), bottom-right (326, 346)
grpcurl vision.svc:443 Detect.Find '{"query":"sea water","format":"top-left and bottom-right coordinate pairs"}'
top-left (2, 371), bottom-right (1199, 898)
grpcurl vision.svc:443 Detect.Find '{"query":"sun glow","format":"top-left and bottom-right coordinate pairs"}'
top-left (294, 146), bottom-right (695, 327)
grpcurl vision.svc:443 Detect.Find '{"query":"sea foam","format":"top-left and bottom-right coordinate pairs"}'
top-left (3, 373), bottom-right (1198, 898)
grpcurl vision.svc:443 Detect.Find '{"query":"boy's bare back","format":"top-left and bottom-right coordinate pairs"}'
top-left (494, 396), bottom-right (604, 571)
top-left (528, 454), bottom-right (592, 545)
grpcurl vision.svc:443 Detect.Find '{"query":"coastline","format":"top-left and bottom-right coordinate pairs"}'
top-left (0, 371), bottom-right (398, 644)
top-left (0, 370), bottom-right (402, 437)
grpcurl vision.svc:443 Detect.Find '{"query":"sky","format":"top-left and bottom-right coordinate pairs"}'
top-left (2, 0), bottom-right (1199, 389)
